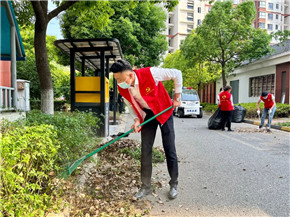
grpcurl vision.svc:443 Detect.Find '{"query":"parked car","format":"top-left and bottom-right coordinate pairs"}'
top-left (172, 87), bottom-right (203, 118)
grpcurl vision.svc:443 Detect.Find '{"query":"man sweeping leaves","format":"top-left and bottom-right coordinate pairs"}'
top-left (110, 60), bottom-right (182, 199)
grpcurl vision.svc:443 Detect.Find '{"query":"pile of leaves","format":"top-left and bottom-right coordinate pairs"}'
top-left (62, 139), bottom-right (165, 216)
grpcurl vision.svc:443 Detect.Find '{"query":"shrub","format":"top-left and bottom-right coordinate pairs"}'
top-left (1, 125), bottom-right (60, 216)
top-left (277, 122), bottom-right (290, 127)
top-left (201, 103), bottom-right (218, 113)
top-left (201, 102), bottom-right (290, 118)
top-left (238, 103), bottom-right (290, 118)
top-left (24, 111), bottom-right (101, 171)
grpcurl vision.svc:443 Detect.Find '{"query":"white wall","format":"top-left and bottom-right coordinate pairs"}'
top-left (216, 66), bottom-right (276, 104)
top-left (216, 51), bottom-right (290, 104)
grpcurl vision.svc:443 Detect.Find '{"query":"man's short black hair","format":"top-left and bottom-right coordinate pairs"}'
top-left (110, 59), bottom-right (132, 73)
top-left (261, 91), bottom-right (268, 97)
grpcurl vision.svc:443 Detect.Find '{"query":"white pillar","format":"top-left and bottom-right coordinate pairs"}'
top-left (10, 26), bottom-right (17, 109)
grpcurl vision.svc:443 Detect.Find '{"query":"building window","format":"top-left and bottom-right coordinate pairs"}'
top-left (268, 3), bottom-right (273, 10)
top-left (168, 39), bottom-right (173, 47)
top-left (187, 12), bottom-right (193, 21)
top-left (281, 6), bottom-right (283, 11)
top-left (258, 22), bottom-right (265, 29)
top-left (268, 13), bottom-right (273, 20)
top-left (259, 12), bottom-right (266, 18)
top-left (268, 24), bottom-right (273, 30)
top-left (276, 4), bottom-right (279, 9)
top-left (259, 1), bottom-right (266, 8)
top-left (249, 74), bottom-right (275, 97)
top-left (208, 7), bottom-right (212, 12)
top-left (187, 24), bottom-right (193, 33)
top-left (197, 19), bottom-right (201, 25)
top-left (187, 1), bottom-right (194, 9)
top-left (198, 7), bottom-right (201, 13)
top-left (276, 14), bottom-right (279, 19)
top-left (276, 25), bottom-right (279, 30)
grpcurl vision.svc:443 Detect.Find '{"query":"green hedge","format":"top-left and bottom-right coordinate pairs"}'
top-left (201, 102), bottom-right (290, 118)
top-left (1, 125), bottom-right (60, 216)
top-left (0, 111), bottom-right (101, 216)
top-left (24, 111), bottom-right (101, 169)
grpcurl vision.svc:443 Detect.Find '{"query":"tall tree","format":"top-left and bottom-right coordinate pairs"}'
top-left (61, 1), bottom-right (177, 67)
top-left (13, 0), bottom-right (177, 114)
top-left (162, 50), bottom-right (220, 93)
top-left (181, 0), bottom-right (272, 87)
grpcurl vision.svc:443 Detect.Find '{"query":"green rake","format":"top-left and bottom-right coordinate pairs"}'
top-left (64, 106), bottom-right (173, 177)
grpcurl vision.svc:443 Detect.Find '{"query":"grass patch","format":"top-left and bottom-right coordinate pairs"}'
top-left (277, 122), bottom-right (290, 127)
top-left (120, 146), bottom-right (165, 163)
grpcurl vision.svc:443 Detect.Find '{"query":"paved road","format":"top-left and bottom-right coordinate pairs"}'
top-left (124, 114), bottom-right (290, 217)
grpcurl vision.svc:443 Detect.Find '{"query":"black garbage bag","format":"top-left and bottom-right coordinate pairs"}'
top-left (208, 107), bottom-right (223, 129)
top-left (232, 105), bottom-right (246, 123)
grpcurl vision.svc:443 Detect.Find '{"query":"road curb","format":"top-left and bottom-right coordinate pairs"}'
top-left (243, 119), bottom-right (290, 132)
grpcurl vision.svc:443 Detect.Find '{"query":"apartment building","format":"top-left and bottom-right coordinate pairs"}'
top-left (165, 0), bottom-right (210, 53)
top-left (164, 0), bottom-right (290, 53)
top-left (253, 0), bottom-right (290, 43)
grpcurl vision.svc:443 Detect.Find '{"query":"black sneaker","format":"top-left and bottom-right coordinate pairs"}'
top-left (221, 128), bottom-right (225, 131)
top-left (228, 129), bottom-right (234, 132)
top-left (168, 186), bottom-right (178, 199)
top-left (134, 188), bottom-right (152, 199)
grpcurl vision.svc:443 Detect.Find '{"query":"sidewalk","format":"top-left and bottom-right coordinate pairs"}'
top-left (243, 117), bottom-right (290, 132)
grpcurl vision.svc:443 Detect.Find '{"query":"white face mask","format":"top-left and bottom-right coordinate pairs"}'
top-left (118, 77), bottom-right (131, 89)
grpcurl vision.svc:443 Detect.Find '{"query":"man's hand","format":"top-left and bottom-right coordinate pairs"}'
top-left (257, 110), bottom-right (260, 116)
top-left (131, 118), bottom-right (141, 133)
top-left (173, 93), bottom-right (181, 109)
top-left (269, 109), bottom-right (272, 114)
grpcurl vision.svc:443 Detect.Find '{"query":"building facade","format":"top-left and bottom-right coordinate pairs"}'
top-left (215, 40), bottom-right (290, 104)
top-left (0, 0), bottom-right (27, 121)
top-left (164, 0), bottom-right (290, 54)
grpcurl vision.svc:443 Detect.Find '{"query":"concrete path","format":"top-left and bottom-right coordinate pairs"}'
top-left (121, 114), bottom-right (290, 217)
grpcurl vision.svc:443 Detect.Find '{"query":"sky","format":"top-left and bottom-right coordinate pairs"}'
top-left (47, 1), bottom-right (63, 39)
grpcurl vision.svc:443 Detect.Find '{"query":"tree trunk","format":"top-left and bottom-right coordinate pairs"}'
top-left (221, 64), bottom-right (227, 87)
top-left (34, 19), bottom-right (54, 114)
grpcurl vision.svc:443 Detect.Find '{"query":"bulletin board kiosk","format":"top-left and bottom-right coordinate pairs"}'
top-left (54, 39), bottom-right (123, 137)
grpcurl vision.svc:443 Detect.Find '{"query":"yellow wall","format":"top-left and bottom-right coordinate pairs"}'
top-left (75, 77), bottom-right (109, 103)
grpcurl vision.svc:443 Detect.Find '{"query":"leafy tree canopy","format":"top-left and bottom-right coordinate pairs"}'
top-left (181, 0), bottom-right (272, 86)
top-left (17, 26), bottom-right (69, 100)
top-left (60, 1), bottom-right (173, 67)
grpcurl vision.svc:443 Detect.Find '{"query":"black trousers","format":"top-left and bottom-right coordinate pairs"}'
top-left (220, 110), bottom-right (233, 130)
top-left (141, 109), bottom-right (178, 189)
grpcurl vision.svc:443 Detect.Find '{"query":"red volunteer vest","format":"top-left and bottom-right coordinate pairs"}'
top-left (118, 67), bottom-right (173, 125)
top-left (219, 91), bottom-right (234, 111)
top-left (260, 93), bottom-right (274, 109)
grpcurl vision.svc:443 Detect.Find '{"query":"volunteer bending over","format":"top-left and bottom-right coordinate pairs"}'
top-left (110, 60), bottom-right (182, 200)
top-left (257, 92), bottom-right (276, 132)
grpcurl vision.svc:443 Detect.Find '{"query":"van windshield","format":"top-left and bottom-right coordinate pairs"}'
top-left (182, 89), bottom-right (199, 101)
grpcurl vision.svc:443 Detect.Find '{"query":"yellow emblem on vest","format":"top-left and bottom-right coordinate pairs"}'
top-left (222, 95), bottom-right (226, 99)
top-left (146, 87), bottom-right (151, 93)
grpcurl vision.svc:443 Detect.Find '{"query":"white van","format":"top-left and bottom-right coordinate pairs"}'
top-left (172, 87), bottom-right (203, 118)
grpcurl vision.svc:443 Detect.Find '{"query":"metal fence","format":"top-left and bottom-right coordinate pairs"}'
top-left (0, 86), bottom-right (15, 112)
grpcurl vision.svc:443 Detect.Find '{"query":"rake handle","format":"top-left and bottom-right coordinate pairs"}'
top-left (68, 106), bottom-right (173, 175)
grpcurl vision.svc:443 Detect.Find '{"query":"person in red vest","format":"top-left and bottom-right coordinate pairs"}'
top-left (218, 85), bottom-right (234, 131)
top-left (256, 92), bottom-right (276, 132)
top-left (110, 60), bottom-right (182, 200)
